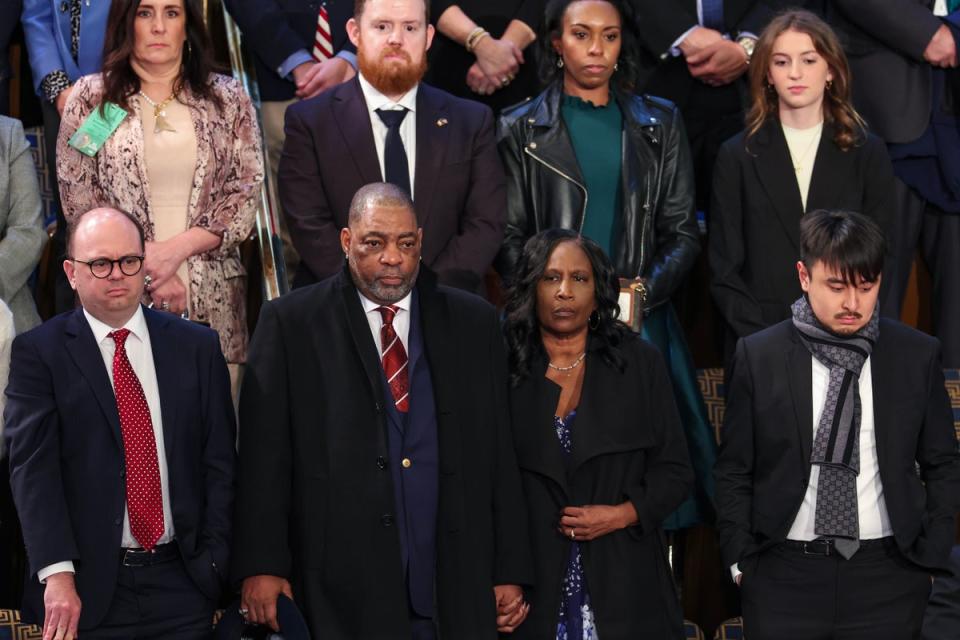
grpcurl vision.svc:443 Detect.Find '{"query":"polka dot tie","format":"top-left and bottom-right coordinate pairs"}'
top-left (109, 329), bottom-right (164, 551)
top-left (377, 306), bottom-right (409, 413)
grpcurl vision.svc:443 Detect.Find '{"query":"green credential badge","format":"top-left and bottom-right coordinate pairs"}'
top-left (68, 102), bottom-right (128, 157)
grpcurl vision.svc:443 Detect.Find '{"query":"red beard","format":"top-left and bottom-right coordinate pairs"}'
top-left (357, 44), bottom-right (427, 96)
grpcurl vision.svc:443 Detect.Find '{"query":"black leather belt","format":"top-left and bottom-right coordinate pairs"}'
top-left (120, 541), bottom-right (178, 567)
top-left (781, 537), bottom-right (894, 556)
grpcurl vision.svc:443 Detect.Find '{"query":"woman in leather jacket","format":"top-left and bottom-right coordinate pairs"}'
top-left (496, 0), bottom-right (717, 533)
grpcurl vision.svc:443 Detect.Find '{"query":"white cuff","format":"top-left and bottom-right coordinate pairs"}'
top-left (38, 561), bottom-right (76, 584)
top-left (666, 25), bottom-right (700, 58)
top-left (730, 563), bottom-right (742, 583)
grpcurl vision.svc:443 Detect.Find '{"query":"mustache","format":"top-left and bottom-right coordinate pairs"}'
top-left (834, 312), bottom-right (862, 319)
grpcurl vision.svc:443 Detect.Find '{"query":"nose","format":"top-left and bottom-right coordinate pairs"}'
top-left (556, 276), bottom-right (574, 299)
top-left (386, 25), bottom-right (403, 45)
top-left (842, 288), bottom-right (859, 312)
top-left (151, 14), bottom-right (165, 33)
top-left (588, 35), bottom-right (603, 55)
top-left (379, 244), bottom-right (403, 266)
top-left (789, 60), bottom-right (802, 79)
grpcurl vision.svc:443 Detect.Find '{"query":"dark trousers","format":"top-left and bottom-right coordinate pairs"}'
top-left (922, 546), bottom-right (960, 639)
top-left (40, 99), bottom-right (74, 316)
top-left (82, 551), bottom-right (214, 639)
top-left (882, 179), bottom-right (960, 367)
top-left (741, 540), bottom-right (932, 640)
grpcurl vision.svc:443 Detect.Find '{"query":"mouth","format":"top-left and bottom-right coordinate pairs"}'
top-left (583, 64), bottom-right (607, 74)
top-left (553, 308), bottom-right (576, 317)
top-left (106, 287), bottom-right (129, 297)
top-left (788, 86), bottom-right (806, 93)
top-left (377, 275), bottom-right (404, 286)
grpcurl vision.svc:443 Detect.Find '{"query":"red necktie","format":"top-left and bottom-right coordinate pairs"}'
top-left (109, 329), bottom-right (164, 551)
top-left (377, 306), bottom-right (409, 412)
top-left (312, 5), bottom-right (334, 62)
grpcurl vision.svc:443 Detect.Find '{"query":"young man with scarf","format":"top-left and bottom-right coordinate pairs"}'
top-left (715, 209), bottom-right (960, 639)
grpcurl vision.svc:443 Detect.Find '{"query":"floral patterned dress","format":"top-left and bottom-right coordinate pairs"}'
top-left (555, 411), bottom-right (599, 640)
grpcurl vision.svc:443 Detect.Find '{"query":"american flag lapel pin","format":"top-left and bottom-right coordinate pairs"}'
top-left (436, 118), bottom-right (448, 127)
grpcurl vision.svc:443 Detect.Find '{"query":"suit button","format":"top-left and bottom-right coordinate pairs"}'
top-left (374, 402), bottom-right (381, 413)
top-left (401, 458), bottom-right (412, 469)
top-left (376, 456), bottom-right (387, 470)
top-left (114, 517), bottom-right (122, 526)
top-left (381, 514), bottom-right (394, 527)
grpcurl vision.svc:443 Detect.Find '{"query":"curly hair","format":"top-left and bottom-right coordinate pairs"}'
top-left (537, 0), bottom-right (642, 93)
top-left (504, 229), bottom-right (629, 387)
top-left (745, 9), bottom-right (865, 151)
top-left (101, 0), bottom-right (224, 113)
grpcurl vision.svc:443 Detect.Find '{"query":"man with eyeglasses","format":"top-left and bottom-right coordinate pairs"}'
top-left (3, 207), bottom-right (237, 640)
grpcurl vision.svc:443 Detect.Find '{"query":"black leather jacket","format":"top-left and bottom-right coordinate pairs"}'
top-left (496, 82), bottom-right (699, 310)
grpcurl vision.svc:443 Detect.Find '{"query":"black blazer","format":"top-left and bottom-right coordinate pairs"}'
top-left (509, 334), bottom-right (693, 639)
top-left (231, 266), bottom-right (532, 639)
top-left (826, 0), bottom-right (942, 143)
top-left (223, 0), bottom-right (354, 102)
top-left (709, 121), bottom-right (896, 347)
top-left (715, 319), bottom-right (960, 575)
top-left (279, 78), bottom-right (506, 292)
top-left (4, 307), bottom-right (237, 630)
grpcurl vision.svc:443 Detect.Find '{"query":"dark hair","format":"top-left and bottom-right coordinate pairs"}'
top-left (503, 229), bottom-right (629, 387)
top-left (800, 209), bottom-right (885, 284)
top-left (66, 206), bottom-right (146, 257)
top-left (348, 182), bottom-right (418, 226)
top-left (745, 9), bottom-right (865, 151)
top-left (101, 0), bottom-right (222, 112)
top-left (353, 0), bottom-right (430, 22)
top-left (538, 0), bottom-right (641, 93)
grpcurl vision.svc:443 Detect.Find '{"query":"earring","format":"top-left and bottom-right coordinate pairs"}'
top-left (826, 79), bottom-right (833, 91)
top-left (589, 310), bottom-right (600, 331)
top-left (556, 57), bottom-right (564, 69)
top-left (186, 39), bottom-right (193, 58)
top-left (614, 62), bottom-right (619, 71)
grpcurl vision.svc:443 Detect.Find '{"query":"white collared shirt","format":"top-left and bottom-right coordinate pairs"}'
top-left (359, 291), bottom-right (412, 356)
top-left (38, 306), bottom-right (176, 583)
top-left (731, 355), bottom-right (893, 582)
top-left (358, 73), bottom-right (418, 199)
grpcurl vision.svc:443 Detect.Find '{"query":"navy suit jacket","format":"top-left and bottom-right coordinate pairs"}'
top-left (3, 307), bottom-right (236, 630)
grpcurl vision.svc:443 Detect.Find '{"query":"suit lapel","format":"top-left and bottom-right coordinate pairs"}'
top-left (511, 362), bottom-right (568, 497)
top-left (786, 332), bottom-right (814, 466)
top-left (332, 79), bottom-right (383, 185)
top-left (64, 309), bottom-right (123, 449)
top-left (337, 269), bottom-right (385, 404)
top-left (412, 85), bottom-right (450, 231)
top-left (753, 122), bottom-right (804, 252)
top-left (806, 124), bottom-right (846, 212)
top-left (144, 308), bottom-right (179, 458)
top-left (866, 332), bottom-right (893, 472)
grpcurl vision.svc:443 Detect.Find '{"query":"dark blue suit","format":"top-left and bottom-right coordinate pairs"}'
top-left (3, 307), bottom-right (236, 632)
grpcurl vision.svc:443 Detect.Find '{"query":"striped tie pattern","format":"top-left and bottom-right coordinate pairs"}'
top-left (377, 306), bottom-right (409, 412)
top-left (313, 4), bottom-right (334, 62)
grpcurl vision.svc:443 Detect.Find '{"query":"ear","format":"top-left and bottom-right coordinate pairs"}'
top-left (340, 228), bottom-right (352, 257)
top-left (797, 260), bottom-right (811, 292)
top-left (425, 23), bottom-right (435, 51)
top-left (63, 259), bottom-right (78, 291)
top-left (347, 17), bottom-right (361, 48)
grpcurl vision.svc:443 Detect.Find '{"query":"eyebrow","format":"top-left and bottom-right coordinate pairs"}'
top-left (772, 50), bottom-right (818, 56)
top-left (569, 22), bottom-right (620, 30)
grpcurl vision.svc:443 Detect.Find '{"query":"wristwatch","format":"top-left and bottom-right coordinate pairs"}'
top-left (737, 36), bottom-right (757, 64)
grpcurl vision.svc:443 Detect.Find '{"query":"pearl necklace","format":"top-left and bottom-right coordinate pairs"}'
top-left (138, 90), bottom-right (178, 134)
top-left (548, 351), bottom-right (586, 373)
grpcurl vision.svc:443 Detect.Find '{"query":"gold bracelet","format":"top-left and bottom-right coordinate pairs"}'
top-left (466, 27), bottom-right (490, 53)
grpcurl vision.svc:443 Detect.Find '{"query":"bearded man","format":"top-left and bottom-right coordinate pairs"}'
top-left (232, 183), bottom-right (532, 639)
top-left (277, 0), bottom-right (506, 294)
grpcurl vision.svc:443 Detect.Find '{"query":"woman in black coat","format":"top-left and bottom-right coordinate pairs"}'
top-left (504, 229), bottom-right (693, 639)
top-left (709, 9), bottom-right (896, 365)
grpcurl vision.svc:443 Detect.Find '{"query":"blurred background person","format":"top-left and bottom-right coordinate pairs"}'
top-left (21, 0), bottom-right (110, 313)
top-left (225, 0), bottom-right (356, 286)
top-left (503, 229), bottom-right (692, 639)
top-left (0, 0), bottom-right (21, 116)
top-left (497, 0), bottom-right (717, 533)
top-left (56, 0), bottom-right (263, 389)
top-left (429, 0), bottom-right (543, 114)
top-left (709, 9), bottom-right (895, 367)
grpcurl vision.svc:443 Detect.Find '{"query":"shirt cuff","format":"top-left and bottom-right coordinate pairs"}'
top-left (335, 50), bottom-right (358, 71)
top-left (277, 49), bottom-right (315, 80)
top-left (730, 563), bottom-right (742, 583)
top-left (38, 561), bottom-right (76, 584)
top-left (666, 25), bottom-right (700, 58)
top-left (40, 70), bottom-right (70, 104)
top-left (737, 31), bottom-right (758, 42)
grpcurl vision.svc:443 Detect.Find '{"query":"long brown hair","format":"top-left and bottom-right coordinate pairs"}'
top-left (100, 0), bottom-right (222, 112)
top-left (745, 9), bottom-right (865, 151)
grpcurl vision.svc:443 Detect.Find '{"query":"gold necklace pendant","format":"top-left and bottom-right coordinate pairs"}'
top-left (139, 91), bottom-right (178, 133)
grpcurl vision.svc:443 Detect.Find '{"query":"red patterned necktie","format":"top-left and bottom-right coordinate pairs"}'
top-left (109, 329), bottom-right (164, 551)
top-left (377, 306), bottom-right (409, 413)
top-left (312, 4), bottom-right (334, 62)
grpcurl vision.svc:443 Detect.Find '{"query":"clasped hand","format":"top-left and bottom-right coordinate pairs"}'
top-left (558, 502), bottom-right (637, 541)
top-left (467, 37), bottom-right (524, 96)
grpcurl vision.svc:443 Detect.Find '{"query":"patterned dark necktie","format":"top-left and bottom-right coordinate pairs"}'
top-left (109, 329), bottom-right (164, 550)
top-left (376, 108), bottom-right (411, 195)
top-left (377, 306), bottom-right (410, 413)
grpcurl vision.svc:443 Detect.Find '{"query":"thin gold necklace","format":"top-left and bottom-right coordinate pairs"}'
top-left (787, 125), bottom-right (821, 174)
top-left (548, 351), bottom-right (586, 373)
top-left (138, 90), bottom-right (178, 134)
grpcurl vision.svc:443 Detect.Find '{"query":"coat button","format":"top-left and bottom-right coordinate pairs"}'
top-left (401, 458), bottom-right (412, 469)
top-left (381, 514), bottom-right (394, 527)
top-left (115, 517), bottom-right (122, 525)
top-left (528, 142), bottom-right (537, 150)
top-left (376, 456), bottom-right (387, 470)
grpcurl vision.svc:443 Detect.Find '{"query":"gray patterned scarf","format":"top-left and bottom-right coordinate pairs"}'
top-left (791, 295), bottom-right (879, 558)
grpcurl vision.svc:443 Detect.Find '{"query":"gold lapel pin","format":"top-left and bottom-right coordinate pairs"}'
top-left (436, 118), bottom-right (448, 127)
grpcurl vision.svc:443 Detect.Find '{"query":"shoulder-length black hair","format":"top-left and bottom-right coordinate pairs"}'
top-left (504, 229), bottom-right (629, 387)
top-left (101, 0), bottom-right (222, 112)
top-left (537, 0), bottom-right (642, 93)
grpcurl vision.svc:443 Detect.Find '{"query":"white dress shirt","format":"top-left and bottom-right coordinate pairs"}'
top-left (359, 291), bottom-right (412, 356)
top-left (732, 355), bottom-right (892, 582)
top-left (358, 73), bottom-right (418, 199)
top-left (38, 307), bottom-right (176, 582)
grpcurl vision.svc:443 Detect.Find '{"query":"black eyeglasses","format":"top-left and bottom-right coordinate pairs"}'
top-left (70, 255), bottom-right (145, 279)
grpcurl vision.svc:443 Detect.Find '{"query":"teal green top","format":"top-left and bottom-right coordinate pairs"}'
top-left (560, 94), bottom-right (623, 258)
